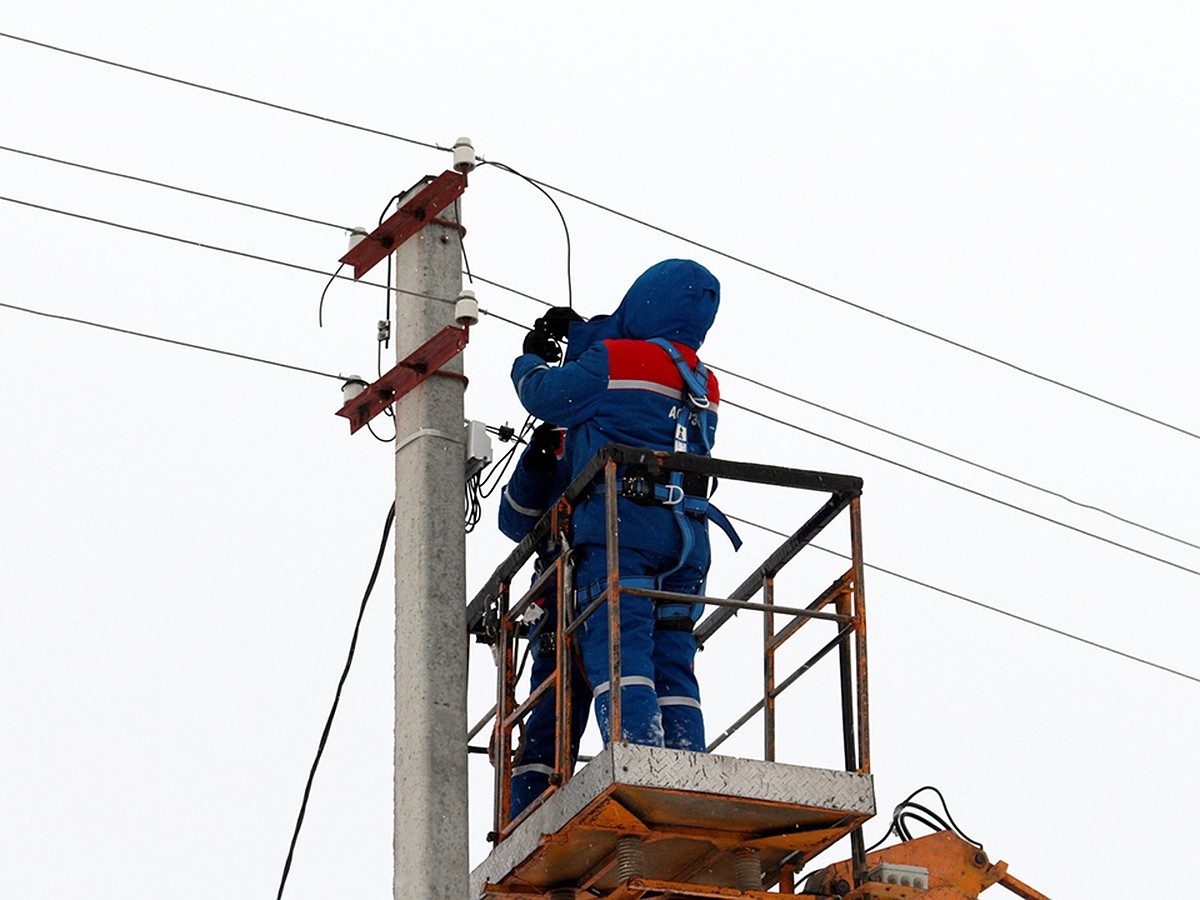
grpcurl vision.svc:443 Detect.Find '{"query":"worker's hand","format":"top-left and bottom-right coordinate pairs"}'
top-left (525, 422), bottom-right (564, 472)
top-left (535, 306), bottom-right (584, 341)
top-left (522, 328), bottom-right (561, 363)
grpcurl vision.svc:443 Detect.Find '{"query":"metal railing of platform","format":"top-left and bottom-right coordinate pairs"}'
top-left (466, 443), bottom-right (869, 855)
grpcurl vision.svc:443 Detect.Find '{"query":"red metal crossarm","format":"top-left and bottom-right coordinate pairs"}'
top-left (335, 324), bottom-right (469, 433)
top-left (339, 170), bottom-right (468, 279)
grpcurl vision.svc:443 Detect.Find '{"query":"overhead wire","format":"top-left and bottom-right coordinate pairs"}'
top-left (515, 175), bottom-right (1200, 444)
top-left (0, 300), bottom-right (345, 381)
top-left (721, 397), bottom-right (1200, 580)
top-left (0, 194), bottom-right (524, 335)
top-left (0, 195), bottom-right (525, 330)
top-left (5, 29), bottom-right (1195, 442)
top-left (0, 32), bottom-right (445, 153)
top-left (725, 513), bottom-right (1200, 685)
top-left (0, 143), bottom-right (349, 230)
top-left (707, 363), bottom-right (1200, 554)
top-left (468, 272), bottom-right (554, 309)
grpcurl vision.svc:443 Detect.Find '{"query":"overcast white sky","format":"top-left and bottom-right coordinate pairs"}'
top-left (2, 3), bottom-right (1198, 898)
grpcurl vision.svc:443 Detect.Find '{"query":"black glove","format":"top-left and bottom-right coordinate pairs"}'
top-left (525, 422), bottom-right (564, 472)
top-left (535, 306), bottom-right (584, 341)
top-left (522, 328), bottom-right (561, 363)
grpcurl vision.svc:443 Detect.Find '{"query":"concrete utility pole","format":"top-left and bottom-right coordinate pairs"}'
top-left (391, 190), bottom-right (468, 899)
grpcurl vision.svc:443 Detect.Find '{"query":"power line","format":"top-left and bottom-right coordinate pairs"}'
top-left (467, 273), bottom-right (554, 309)
top-left (0, 301), bottom-right (345, 380)
top-left (0, 194), bottom-right (446, 305)
top-left (708, 363), bottom-right (1200, 554)
top-left (0, 195), bottom-right (523, 342)
top-left (519, 176), bottom-right (1200, 444)
top-left (726, 514), bottom-right (1199, 685)
top-left (0, 144), bottom-right (348, 230)
top-left (0, 145), bottom-right (551, 320)
top-left (0, 31), bottom-right (446, 153)
top-left (721, 398), bottom-right (1200, 580)
top-left (5, 29), bottom-right (1193, 442)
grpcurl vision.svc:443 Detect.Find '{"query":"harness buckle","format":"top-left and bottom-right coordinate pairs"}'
top-left (659, 483), bottom-right (685, 506)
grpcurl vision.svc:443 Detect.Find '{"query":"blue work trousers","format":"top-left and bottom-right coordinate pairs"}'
top-left (574, 543), bottom-right (707, 752)
top-left (510, 588), bottom-right (592, 819)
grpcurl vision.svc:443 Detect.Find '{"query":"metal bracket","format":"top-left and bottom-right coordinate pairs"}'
top-left (335, 324), bottom-right (469, 433)
top-left (339, 169), bottom-right (468, 279)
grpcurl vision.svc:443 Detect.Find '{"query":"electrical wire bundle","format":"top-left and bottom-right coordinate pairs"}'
top-left (865, 785), bottom-right (983, 854)
top-left (465, 419), bottom-right (533, 533)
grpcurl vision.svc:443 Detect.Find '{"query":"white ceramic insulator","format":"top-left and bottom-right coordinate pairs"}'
top-left (347, 227), bottom-right (369, 251)
top-left (452, 136), bottom-right (476, 173)
top-left (455, 290), bottom-right (479, 326)
top-left (341, 376), bottom-right (368, 404)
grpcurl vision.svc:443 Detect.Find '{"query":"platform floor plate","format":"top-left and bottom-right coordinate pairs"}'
top-left (473, 744), bottom-right (874, 898)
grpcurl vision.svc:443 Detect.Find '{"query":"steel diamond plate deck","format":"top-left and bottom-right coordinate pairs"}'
top-left (472, 744), bottom-right (875, 898)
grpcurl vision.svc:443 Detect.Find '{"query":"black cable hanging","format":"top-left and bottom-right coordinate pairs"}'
top-left (863, 786), bottom-right (982, 855)
top-left (478, 160), bottom-right (574, 308)
top-left (275, 501), bottom-right (395, 900)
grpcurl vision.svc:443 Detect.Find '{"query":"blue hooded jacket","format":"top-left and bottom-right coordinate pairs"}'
top-left (511, 259), bottom-right (721, 554)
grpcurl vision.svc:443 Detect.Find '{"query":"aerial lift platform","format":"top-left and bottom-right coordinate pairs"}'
top-left (466, 444), bottom-right (878, 898)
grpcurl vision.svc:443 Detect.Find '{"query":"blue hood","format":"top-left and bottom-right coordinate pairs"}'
top-left (608, 259), bottom-right (719, 349)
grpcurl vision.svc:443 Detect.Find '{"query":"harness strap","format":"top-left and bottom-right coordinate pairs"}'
top-left (703, 502), bottom-right (743, 551)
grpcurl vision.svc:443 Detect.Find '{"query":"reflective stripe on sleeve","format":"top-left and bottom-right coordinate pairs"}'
top-left (516, 364), bottom-right (551, 396)
top-left (501, 486), bottom-right (545, 519)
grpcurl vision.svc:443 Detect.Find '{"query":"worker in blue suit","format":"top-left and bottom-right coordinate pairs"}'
top-left (511, 259), bottom-right (737, 752)
top-left (497, 421), bottom-right (592, 818)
